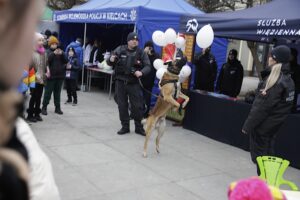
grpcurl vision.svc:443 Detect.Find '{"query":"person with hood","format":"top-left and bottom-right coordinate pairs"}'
top-left (27, 33), bottom-right (47, 122)
top-left (193, 46), bottom-right (218, 92)
top-left (65, 47), bottom-right (80, 105)
top-left (141, 41), bottom-right (159, 118)
top-left (65, 38), bottom-right (84, 67)
top-left (107, 32), bottom-right (151, 136)
top-left (216, 49), bottom-right (244, 98)
top-left (290, 48), bottom-right (300, 112)
top-left (242, 45), bottom-right (295, 173)
top-left (41, 36), bottom-right (67, 115)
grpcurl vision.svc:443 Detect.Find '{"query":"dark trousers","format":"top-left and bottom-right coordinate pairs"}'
top-left (115, 80), bottom-right (144, 129)
top-left (65, 79), bottom-right (77, 101)
top-left (250, 128), bottom-right (277, 174)
top-left (42, 79), bottom-right (64, 108)
top-left (28, 83), bottom-right (44, 116)
top-left (142, 85), bottom-right (153, 118)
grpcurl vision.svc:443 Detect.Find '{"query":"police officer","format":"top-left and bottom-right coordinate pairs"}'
top-left (108, 32), bottom-right (151, 135)
top-left (242, 45), bottom-right (294, 174)
top-left (216, 49), bottom-right (244, 98)
top-left (193, 46), bottom-right (218, 92)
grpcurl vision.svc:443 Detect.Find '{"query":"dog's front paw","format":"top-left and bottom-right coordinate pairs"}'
top-left (143, 152), bottom-right (147, 158)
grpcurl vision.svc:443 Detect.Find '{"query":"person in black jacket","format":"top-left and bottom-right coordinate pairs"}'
top-left (107, 32), bottom-right (151, 136)
top-left (41, 37), bottom-right (68, 115)
top-left (193, 46), bottom-right (218, 92)
top-left (242, 45), bottom-right (295, 173)
top-left (65, 47), bottom-right (80, 106)
top-left (141, 41), bottom-right (159, 118)
top-left (290, 48), bottom-right (300, 112)
top-left (216, 49), bottom-right (244, 98)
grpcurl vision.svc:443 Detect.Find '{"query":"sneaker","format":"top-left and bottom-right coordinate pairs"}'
top-left (41, 107), bottom-right (47, 115)
top-left (26, 116), bottom-right (37, 123)
top-left (55, 108), bottom-right (63, 115)
top-left (117, 127), bottom-right (130, 135)
top-left (65, 99), bottom-right (72, 104)
top-left (135, 128), bottom-right (146, 136)
top-left (35, 115), bottom-right (43, 122)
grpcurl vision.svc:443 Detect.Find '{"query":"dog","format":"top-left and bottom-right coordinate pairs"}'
top-left (143, 63), bottom-right (189, 157)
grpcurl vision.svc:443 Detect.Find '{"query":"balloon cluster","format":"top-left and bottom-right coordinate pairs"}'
top-left (152, 28), bottom-right (191, 83)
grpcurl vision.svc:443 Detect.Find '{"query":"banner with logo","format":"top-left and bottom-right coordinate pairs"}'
top-left (54, 8), bottom-right (138, 24)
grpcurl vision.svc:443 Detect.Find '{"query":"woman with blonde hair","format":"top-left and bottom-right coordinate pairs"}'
top-left (242, 45), bottom-right (295, 173)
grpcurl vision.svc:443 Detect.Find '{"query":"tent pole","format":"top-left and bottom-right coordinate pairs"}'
top-left (133, 23), bottom-right (137, 33)
top-left (81, 23), bottom-right (87, 91)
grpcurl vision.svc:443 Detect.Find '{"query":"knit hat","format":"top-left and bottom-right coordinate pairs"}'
top-left (144, 41), bottom-right (154, 48)
top-left (229, 49), bottom-right (238, 57)
top-left (48, 36), bottom-right (59, 46)
top-left (35, 32), bottom-right (44, 40)
top-left (127, 32), bottom-right (138, 42)
top-left (271, 45), bottom-right (291, 64)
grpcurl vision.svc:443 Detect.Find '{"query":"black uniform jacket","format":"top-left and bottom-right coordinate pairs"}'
top-left (243, 64), bottom-right (295, 134)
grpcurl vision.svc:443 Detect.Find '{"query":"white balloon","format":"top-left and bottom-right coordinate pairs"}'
top-left (153, 59), bottom-right (164, 70)
top-left (164, 28), bottom-right (177, 44)
top-left (156, 68), bottom-right (167, 80)
top-left (180, 65), bottom-right (192, 78)
top-left (175, 37), bottom-right (186, 49)
top-left (196, 24), bottom-right (214, 48)
top-left (152, 31), bottom-right (166, 46)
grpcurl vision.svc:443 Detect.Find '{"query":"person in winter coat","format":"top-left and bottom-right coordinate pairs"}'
top-left (65, 47), bottom-right (80, 105)
top-left (0, 0), bottom-right (60, 199)
top-left (290, 48), bottom-right (300, 112)
top-left (194, 46), bottom-right (218, 92)
top-left (65, 38), bottom-right (84, 67)
top-left (107, 32), bottom-right (151, 136)
top-left (141, 41), bottom-right (159, 118)
top-left (216, 49), bottom-right (244, 98)
top-left (27, 33), bottom-right (47, 122)
top-left (242, 45), bottom-right (295, 173)
top-left (41, 37), bottom-right (68, 115)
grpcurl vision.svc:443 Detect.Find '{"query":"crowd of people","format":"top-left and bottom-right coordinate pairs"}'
top-left (0, 0), bottom-right (300, 199)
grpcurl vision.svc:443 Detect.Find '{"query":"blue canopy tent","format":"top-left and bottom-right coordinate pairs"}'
top-left (54, 0), bottom-right (203, 50)
top-left (180, 0), bottom-right (300, 44)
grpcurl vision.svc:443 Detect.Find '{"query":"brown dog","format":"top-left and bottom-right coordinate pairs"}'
top-left (143, 70), bottom-right (189, 157)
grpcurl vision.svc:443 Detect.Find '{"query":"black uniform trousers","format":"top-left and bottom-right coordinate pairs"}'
top-left (250, 127), bottom-right (279, 175)
top-left (28, 83), bottom-right (44, 116)
top-left (65, 79), bottom-right (77, 102)
top-left (115, 80), bottom-right (144, 129)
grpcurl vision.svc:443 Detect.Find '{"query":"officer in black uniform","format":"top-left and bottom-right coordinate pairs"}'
top-left (216, 49), bottom-right (244, 98)
top-left (108, 32), bottom-right (151, 136)
top-left (193, 46), bottom-right (218, 92)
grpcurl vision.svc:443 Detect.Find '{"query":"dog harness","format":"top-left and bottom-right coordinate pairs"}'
top-left (159, 79), bottom-right (179, 99)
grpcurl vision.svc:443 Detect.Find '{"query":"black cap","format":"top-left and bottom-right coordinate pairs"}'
top-left (144, 41), bottom-right (154, 48)
top-left (229, 49), bottom-right (238, 57)
top-left (271, 45), bottom-right (291, 64)
top-left (127, 32), bottom-right (138, 42)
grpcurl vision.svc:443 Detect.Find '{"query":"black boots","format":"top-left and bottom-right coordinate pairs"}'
top-left (27, 115), bottom-right (37, 123)
top-left (135, 121), bottom-right (146, 136)
top-left (72, 99), bottom-right (77, 106)
top-left (135, 128), bottom-right (146, 136)
top-left (41, 106), bottom-right (47, 115)
top-left (55, 107), bottom-right (63, 115)
top-left (117, 127), bottom-right (130, 135)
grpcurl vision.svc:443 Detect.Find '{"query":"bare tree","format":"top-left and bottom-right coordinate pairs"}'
top-left (47, 0), bottom-right (87, 10)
